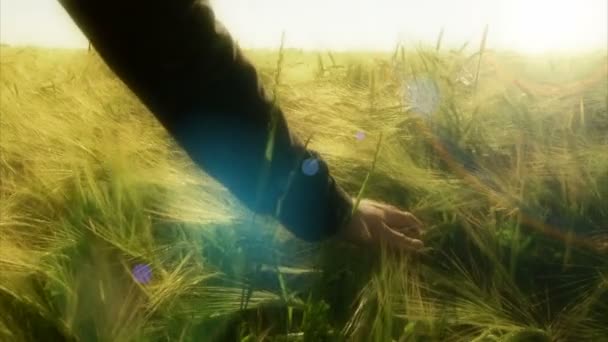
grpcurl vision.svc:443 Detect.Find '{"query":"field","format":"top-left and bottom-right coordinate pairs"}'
top-left (1, 42), bottom-right (607, 341)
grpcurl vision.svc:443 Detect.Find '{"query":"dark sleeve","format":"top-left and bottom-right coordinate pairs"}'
top-left (57, 0), bottom-right (353, 241)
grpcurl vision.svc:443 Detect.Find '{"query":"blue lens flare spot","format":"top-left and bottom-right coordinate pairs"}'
top-left (132, 263), bottom-right (152, 284)
top-left (355, 131), bottom-right (366, 141)
top-left (301, 157), bottom-right (320, 176)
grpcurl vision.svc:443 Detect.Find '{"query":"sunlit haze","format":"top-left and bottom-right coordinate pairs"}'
top-left (1, 0), bottom-right (606, 54)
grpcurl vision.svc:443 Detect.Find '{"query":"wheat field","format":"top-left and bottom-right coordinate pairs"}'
top-left (1, 43), bottom-right (607, 341)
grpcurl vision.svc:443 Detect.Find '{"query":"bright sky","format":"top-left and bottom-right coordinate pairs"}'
top-left (1, 0), bottom-right (606, 54)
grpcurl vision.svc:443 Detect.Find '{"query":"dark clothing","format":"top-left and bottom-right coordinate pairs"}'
top-left (58, 0), bottom-right (353, 241)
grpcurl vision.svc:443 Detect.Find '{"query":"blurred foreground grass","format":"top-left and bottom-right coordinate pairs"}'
top-left (1, 44), bottom-right (607, 341)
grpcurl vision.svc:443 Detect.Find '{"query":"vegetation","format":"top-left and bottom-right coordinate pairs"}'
top-left (1, 40), bottom-right (607, 341)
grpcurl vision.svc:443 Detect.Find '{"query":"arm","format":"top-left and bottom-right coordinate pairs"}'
top-left (58, 0), bottom-right (353, 241)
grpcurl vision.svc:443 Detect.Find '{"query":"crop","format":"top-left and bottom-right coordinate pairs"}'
top-left (1, 39), bottom-right (607, 341)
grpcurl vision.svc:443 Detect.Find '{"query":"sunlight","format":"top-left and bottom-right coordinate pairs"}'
top-left (211, 0), bottom-right (608, 53)
top-left (495, 0), bottom-right (608, 54)
top-left (1, 0), bottom-right (606, 54)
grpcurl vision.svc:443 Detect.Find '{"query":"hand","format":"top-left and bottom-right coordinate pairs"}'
top-left (337, 198), bottom-right (425, 251)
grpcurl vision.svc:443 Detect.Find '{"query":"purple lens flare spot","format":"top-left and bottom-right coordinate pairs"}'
top-left (132, 263), bottom-right (152, 284)
top-left (355, 131), bottom-right (366, 141)
top-left (301, 157), bottom-right (320, 176)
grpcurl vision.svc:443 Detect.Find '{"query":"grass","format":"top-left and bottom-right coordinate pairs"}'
top-left (0, 40), bottom-right (607, 341)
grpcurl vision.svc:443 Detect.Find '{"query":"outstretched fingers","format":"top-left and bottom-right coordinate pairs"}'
top-left (381, 223), bottom-right (424, 251)
top-left (368, 201), bottom-right (425, 237)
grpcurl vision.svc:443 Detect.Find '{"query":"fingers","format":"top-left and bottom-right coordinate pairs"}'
top-left (346, 199), bottom-right (425, 252)
top-left (366, 200), bottom-right (424, 233)
top-left (399, 226), bottom-right (423, 239)
top-left (386, 207), bottom-right (423, 229)
top-left (381, 223), bottom-right (424, 251)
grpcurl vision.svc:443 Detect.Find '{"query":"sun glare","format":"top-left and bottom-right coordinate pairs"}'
top-left (496, 0), bottom-right (608, 54)
top-left (211, 0), bottom-right (608, 53)
top-left (1, 0), bottom-right (606, 54)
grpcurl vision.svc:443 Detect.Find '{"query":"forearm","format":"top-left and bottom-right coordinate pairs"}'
top-left (58, 0), bottom-right (353, 240)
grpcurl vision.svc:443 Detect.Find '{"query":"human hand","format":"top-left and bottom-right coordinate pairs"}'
top-left (337, 198), bottom-right (425, 251)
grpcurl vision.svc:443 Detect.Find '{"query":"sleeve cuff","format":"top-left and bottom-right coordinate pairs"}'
top-left (275, 150), bottom-right (353, 242)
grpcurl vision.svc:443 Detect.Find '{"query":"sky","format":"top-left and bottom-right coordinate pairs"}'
top-left (1, 0), bottom-right (606, 54)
